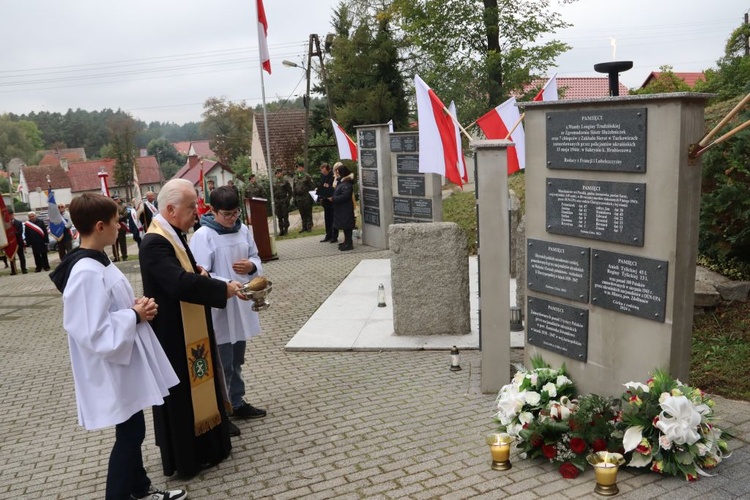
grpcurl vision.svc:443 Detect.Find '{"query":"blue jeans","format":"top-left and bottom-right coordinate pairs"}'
top-left (218, 341), bottom-right (247, 409)
top-left (106, 410), bottom-right (151, 500)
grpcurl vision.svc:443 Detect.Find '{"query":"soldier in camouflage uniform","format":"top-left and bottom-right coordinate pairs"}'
top-left (293, 163), bottom-right (315, 232)
top-left (273, 169), bottom-right (293, 236)
top-left (244, 174), bottom-right (267, 200)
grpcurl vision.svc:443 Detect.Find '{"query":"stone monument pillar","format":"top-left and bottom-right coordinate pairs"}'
top-left (389, 222), bottom-right (470, 336)
top-left (473, 140), bottom-right (512, 393)
top-left (355, 124), bottom-right (393, 250)
top-left (523, 94), bottom-right (709, 396)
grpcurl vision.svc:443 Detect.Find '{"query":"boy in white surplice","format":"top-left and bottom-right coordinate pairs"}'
top-left (189, 186), bottom-right (267, 427)
top-left (50, 193), bottom-right (187, 500)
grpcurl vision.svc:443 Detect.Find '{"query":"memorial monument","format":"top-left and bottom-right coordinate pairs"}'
top-left (522, 93), bottom-right (710, 396)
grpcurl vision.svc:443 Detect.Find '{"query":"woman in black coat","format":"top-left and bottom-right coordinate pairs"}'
top-left (330, 165), bottom-right (355, 251)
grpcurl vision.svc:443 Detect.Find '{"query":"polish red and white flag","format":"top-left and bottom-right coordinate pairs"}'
top-left (448, 101), bottom-right (468, 183)
top-left (414, 75), bottom-right (463, 187)
top-left (533, 73), bottom-right (558, 102)
top-left (257, 0), bottom-right (271, 74)
top-left (331, 119), bottom-right (358, 161)
top-left (476, 96), bottom-right (526, 174)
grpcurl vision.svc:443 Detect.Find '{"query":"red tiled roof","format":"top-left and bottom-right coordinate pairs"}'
top-left (174, 159), bottom-right (232, 187)
top-left (640, 71), bottom-right (705, 89)
top-left (172, 141), bottom-right (191, 155)
top-left (525, 77), bottom-right (629, 99)
top-left (189, 140), bottom-right (216, 159)
top-left (255, 109), bottom-right (305, 172)
top-left (38, 151), bottom-right (85, 167)
top-left (21, 165), bottom-right (72, 191)
top-left (66, 156), bottom-right (164, 192)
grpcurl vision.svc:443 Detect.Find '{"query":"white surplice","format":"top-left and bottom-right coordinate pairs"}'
top-left (62, 258), bottom-right (179, 430)
top-left (189, 224), bottom-right (263, 344)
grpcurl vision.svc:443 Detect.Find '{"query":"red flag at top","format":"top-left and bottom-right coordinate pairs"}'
top-left (476, 96), bottom-right (526, 174)
top-left (331, 119), bottom-right (358, 161)
top-left (257, 0), bottom-right (271, 74)
top-left (414, 75), bottom-right (462, 187)
top-left (533, 73), bottom-right (558, 102)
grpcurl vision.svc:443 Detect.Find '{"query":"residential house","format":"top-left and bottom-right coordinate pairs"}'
top-left (173, 155), bottom-right (233, 197)
top-left (172, 140), bottom-right (217, 160)
top-left (18, 156), bottom-right (164, 210)
top-left (640, 71), bottom-right (705, 89)
top-left (250, 109), bottom-right (306, 176)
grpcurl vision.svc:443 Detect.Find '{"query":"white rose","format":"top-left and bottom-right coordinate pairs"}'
top-left (659, 435), bottom-right (672, 450)
top-left (524, 391), bottom-right (541, 406)
top-left (556, 375), bottom-right (571, 387)
top-left (529, 373), bottom-right (538, 386)
top-left (659, 392), bottom-right (671, 403)
top-left (518, 412), bottom-right (534, 425)
top-left (543, 382), bottom-right (557, 398)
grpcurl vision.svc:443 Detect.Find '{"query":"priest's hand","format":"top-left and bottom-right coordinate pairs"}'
top-left (232, 259), bottom-right (256, 275)
top-left (227, 280), bottom-right (250, 300)
top-left (196, 265), bottom-right (210, 277)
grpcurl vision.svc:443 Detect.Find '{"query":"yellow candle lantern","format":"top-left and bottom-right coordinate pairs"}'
top-left (485, 432), bottom-right (514, 471)
top-left (587, 451), bottom-right (625, 496)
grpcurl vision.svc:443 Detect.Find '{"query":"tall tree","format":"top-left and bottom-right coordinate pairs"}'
top-left (0, 115), bottom-right (44, 170)
top-left (394, 0), bottom-right (574, 121)
top-left (696, 22), bottom-right (750, 100)
top-left (326, 2), bottom-right (410, 130)
top-left (107, 114), bottom-right (142, 200)
top-left (201, 97), bottom-right (253, 165)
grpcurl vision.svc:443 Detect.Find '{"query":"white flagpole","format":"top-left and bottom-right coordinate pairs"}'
top-left (256, 4), bottom-right (277, 237)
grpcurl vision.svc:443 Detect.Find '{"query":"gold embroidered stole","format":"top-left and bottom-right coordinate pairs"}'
top-left (148, 218), bottom-right (221, 436)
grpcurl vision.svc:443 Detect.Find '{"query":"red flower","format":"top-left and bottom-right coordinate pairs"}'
top-left (530, 434), bottom-right (543, 448)
top-left (569, 437), bottom-right (587, 454)
top-left (559, 462), bottom-right (580, 479)
top-left (592, 439), bottom-right (608, 452)
top-left (542, 444), bottom-right (557, 459)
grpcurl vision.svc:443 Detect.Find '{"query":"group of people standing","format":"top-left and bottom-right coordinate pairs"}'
top-left (50, 179), bottom-right (267, 500)
top-left (271, 161), bottom-right (356, 250)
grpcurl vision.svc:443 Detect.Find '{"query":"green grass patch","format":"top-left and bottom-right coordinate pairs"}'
top-left (691, 300), bottom-right (750, 401)
top-left (443, 190), bottom-right (477, 254)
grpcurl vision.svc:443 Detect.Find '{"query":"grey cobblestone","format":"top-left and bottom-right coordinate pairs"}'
top-left (1, 235), bottom-right (749, 499)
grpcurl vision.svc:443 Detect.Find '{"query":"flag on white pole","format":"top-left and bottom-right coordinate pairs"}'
top-left (98, 170), bottom-right (110, 197)
top-left (257, 0), bottom-right (271, 74)
top-left (476, 96), bottom-right (526, 174)
top-left (448, 101), bottom-right (468, 183)
top-left (331, 119), bottom-right (358, 161)
top-left (414, 75), bottom-right (462, 187)
top-left (387, 119), bottom-right (394, 133)
top-left (533, 73), bottom-right (558, 102)
top-left (132, 160), bottom-right (143, 206)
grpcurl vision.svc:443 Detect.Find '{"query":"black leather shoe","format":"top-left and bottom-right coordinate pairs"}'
top-left (320, 238), bottom-right (330, 242)
top-left (227, 421), bottom-right (241, 437)
top-left (339, 243), bottom-right (353, 251)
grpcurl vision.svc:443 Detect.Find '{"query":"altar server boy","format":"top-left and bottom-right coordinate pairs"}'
top-left (50, 193), bottom-right (188, 500)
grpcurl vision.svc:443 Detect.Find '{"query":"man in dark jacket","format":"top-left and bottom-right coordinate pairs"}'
top-left (316, 163), bottom-right (335, 242)
top-left (24, 212), bottom-right (49, 272)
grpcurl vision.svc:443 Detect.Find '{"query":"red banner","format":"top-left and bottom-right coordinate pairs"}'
top-left (0, 197), bottom-right (19, 260)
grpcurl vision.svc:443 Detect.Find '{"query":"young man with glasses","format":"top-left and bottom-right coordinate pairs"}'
top-left (189, 186), bottom-right (267, 437)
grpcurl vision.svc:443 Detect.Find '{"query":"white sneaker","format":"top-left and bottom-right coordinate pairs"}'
top-left (131, 488), bottom-right (188, 500)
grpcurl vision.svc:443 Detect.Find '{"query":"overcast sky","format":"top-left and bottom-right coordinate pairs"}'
top-left (0, 0), bottom-right (747, 125)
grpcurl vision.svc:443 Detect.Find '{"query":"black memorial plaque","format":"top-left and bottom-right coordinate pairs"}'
top-left (396, 154), bottom-right (420, 174)
top-left (359, 129), bottom-right (376, 149)
top-left (591, 249), bottom-right (668, 322)
top-left (527, 296), bottom-right (588, 361)
top-left (362, 188), bottom-right (379, 209)
top-left (361, 168), bottom-right (378, 188)
top-left (390, 135), bottom-right (403, 152)
top-left (397, 175), bottom-right (426, 196)
top-left (547, 108), bottom-right (647, 172)
top-left (402, 135), bottom-right (418, 152)
top-left (363, 206), bottom-right (380, 226)
top-left (360, 149), bottom-right (378, 169)
top-left (393, 197), bottom-right (412, 217)
top-left (411, 199), bottom-right (433, 220)
top-left (547, 178), bottom-right (645, 246)
top-left (527, 238), bottom-right (590, 302)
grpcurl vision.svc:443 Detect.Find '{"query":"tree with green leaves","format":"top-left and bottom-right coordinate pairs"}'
top-left (0, 115), bottom-right (44, 171)
top-left (696, 22), bottom-right (750, 101)
top-left (393, 0), bottom-right (574, 122)
top-left (201, 97), bottom-right (253, 165)
top-left (147, 138), bottom-right (186, 181)
top-left (325, 1), bottom-right (410, 131)
top-left (631, 65), bottom-right (690, 95)
top-left (107, 114), bottom-right (142, 200)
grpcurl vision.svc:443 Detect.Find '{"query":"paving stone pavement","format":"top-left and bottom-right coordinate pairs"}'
top-left (1, 236), bottom-right (749, 499)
